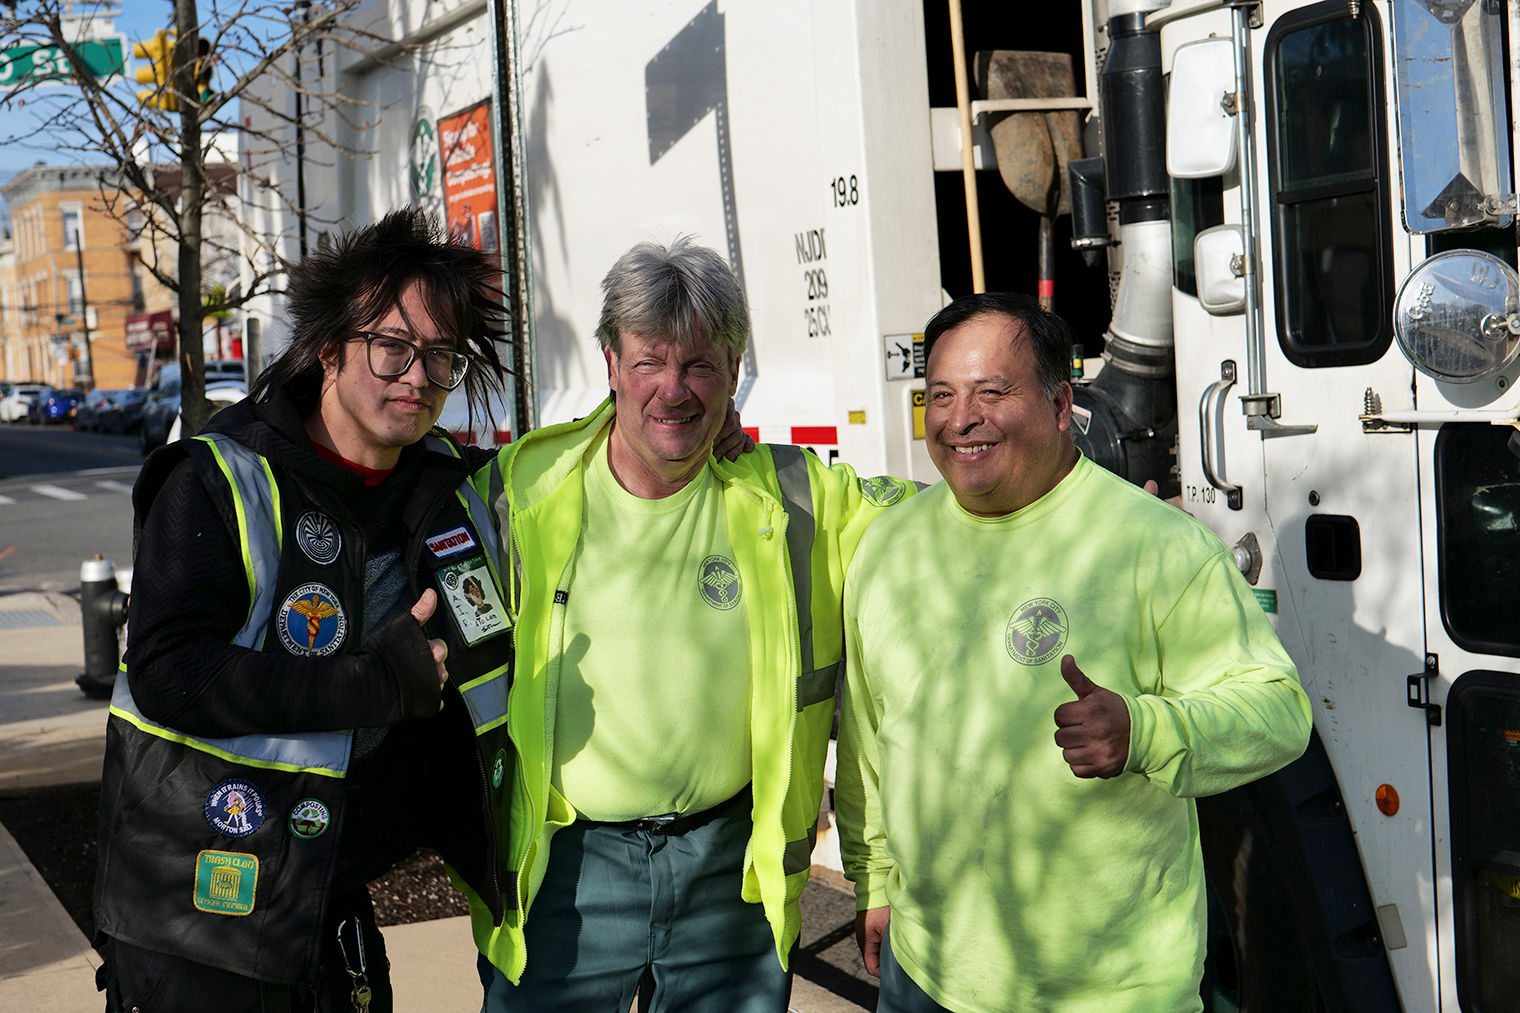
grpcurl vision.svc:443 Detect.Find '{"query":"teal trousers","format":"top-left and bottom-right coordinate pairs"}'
top-left (878, 925), bottom-right (954, 1013)
top-left (479, 792), bottom-right (791, 1012)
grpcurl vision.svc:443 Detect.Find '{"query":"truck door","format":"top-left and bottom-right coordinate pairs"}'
top-left (1250, 4), bottom-right (1441, 1008)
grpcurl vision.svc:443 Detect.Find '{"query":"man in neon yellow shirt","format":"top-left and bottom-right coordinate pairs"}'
top-left (836, 292), bottom-right (1312, 1012)
top-left (469, 238), bottom-right (915, 1010)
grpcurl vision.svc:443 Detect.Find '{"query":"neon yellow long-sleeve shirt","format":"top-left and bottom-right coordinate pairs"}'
top-left (837, 458), bottom-right (1311, 1012)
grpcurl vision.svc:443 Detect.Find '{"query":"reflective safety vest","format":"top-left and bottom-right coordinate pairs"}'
top-left (96, 432), bottom-right (513, 985)
top-left (465, 399), bottom-right (917, 981)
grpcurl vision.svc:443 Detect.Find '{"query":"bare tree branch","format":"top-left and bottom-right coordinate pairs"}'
top-left (1, 0), bottom-right (439, 433)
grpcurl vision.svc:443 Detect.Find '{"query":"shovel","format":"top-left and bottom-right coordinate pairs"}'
top-left (977, 50), bottom-right (1082, 311)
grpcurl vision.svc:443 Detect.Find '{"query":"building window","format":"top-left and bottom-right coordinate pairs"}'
top-left (130, 262), bottom-right (146, 312)
top-left (65, 273), bottom-right (84, 316)
top-left (125, 204), bottom-right (145, 248)
top-left (61, 204), bottom-right (83, 251)
top-left (1265, 2), bottom-right (1393, 367)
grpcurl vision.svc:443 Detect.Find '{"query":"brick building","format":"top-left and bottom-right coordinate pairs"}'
top-left (0, 164), bottom-right (176, 388)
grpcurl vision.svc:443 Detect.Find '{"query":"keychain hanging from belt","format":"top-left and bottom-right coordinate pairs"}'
top-left (336, 918), bottom-right (372, 1012)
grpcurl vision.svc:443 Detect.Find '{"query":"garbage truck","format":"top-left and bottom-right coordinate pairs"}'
top-left (240, 0), bottom-right (1520, 1007)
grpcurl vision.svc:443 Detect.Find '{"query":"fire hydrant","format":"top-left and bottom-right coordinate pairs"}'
top-left (76, 555), bottom-right (129, 700)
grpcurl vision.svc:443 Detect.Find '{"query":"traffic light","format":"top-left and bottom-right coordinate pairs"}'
top-left (133, 29), bottom-right (177, 111)
top-left (193, 36), bottom-right (213, 104)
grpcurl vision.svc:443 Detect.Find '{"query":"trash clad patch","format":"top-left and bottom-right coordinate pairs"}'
top-left (194, 850), bottom-right (258, 915)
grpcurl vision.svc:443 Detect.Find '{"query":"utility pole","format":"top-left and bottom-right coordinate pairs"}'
top-left (73, 227), bottom-right (95, 388)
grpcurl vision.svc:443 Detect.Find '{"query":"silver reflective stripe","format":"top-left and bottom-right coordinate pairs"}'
top-left (126, 436), bottom-right (351, 776)
top-left (771, 445), bottom-right (825, 713)
top-left (797, 659), bottom-right (840, 710)
top-left (457, 478), bottom-right (504, 576)
top-left (784, 825), bottom-right (818, 876)
top-left (459, 663), bottom-right (510, 734)
top-left (451, 466), bottom-right (510, 735)
top-left (197, 434), bottom-right (281, 650)
top-left (109, 669), bottom-right (353, 776)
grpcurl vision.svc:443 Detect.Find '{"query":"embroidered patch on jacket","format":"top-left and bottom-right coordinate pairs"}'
top-left (861, 475), bottom-right (910, 507)
top-left (288, 799), bottom-right (330, 840)
top-left (194, 850), bottom-right (259, 915)
top-left (1005, 598), bottom-right (1069, 666)
top-left (492, 748), bottom-right (507, 788)
top-left (699, 555), bottom-right (742, 611)
top-left (295, 511), bottom-right (341, 565)
top-left (278, 583), bottom-right (348, 656)
top-left (204, 778), bottom-right (266, 838)
top-left (426, 525), bottom-right (478, 561)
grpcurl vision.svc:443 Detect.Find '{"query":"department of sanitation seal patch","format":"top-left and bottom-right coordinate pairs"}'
top-left (295, 511), bottom-right (341, 565)
top-left (699, 555), bottom-right (742, 610)
top-left (205, 778), bottom-right (266, 839)
top-left (288, 799), bottom-right (330, 840)
top-left (1005, 598), bottom-right (1069, 666)
top-left (278, 583), bottom-right (347, 656)
top-left (861, 475), bottom-right (910, 507)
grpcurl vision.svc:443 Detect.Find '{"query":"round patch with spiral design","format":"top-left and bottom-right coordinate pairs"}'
top-left (295, 511), bottom-right (341, 565)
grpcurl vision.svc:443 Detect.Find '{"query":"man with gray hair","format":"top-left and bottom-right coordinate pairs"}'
top-left (465, 236), bottom-right (917, 1010)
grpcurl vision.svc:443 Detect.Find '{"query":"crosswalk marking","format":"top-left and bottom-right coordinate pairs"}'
top-left (30, 484), bottom-right (88, 502)
top-left (0, 495), bottom-right (14, 505)
top-left (94, 480), bottom-right (134, 494)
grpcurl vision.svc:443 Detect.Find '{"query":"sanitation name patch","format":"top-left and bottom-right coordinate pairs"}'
top-left (426, 525), bottom-right (478, 561)
top-left (194, 850), bottom-right (258, 916)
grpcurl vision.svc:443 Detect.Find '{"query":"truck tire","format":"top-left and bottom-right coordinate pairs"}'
top-left (1197, 733), bottom-right (1401, 1013)
top-left (1199, 798), bottom-right (1327, 1012)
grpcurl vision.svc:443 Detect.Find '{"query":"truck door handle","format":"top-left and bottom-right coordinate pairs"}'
top-left (1200, 360), bottom-right (1244, 511)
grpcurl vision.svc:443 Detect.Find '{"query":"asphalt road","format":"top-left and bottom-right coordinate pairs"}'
top-left (0, 424), bottom-right (139, 593)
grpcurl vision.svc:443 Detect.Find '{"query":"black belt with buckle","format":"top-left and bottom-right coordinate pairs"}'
top-left (580, 784), bottom-right (751, 837)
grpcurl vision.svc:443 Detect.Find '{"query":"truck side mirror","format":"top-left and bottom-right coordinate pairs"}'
top-left (1194, 225), bottom-right (1246, 314)
top-left (1166, 38), bottom-right (1237, 179)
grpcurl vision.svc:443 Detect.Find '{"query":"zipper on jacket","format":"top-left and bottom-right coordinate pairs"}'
top-left (506, 493), bottom-right (536, 918)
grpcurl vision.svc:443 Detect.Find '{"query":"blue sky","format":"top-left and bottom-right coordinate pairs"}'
top-left (0, 1), bottom-right (180, 222)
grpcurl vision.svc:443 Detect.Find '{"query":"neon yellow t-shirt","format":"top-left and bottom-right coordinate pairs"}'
top-left (551, 431), bottom-right (752, 820)
top-left (838, 458), bottom-right (1311, 1012)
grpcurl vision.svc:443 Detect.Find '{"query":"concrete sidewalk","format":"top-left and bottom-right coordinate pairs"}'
top-left (0, 590), bottom-right (870, 1011)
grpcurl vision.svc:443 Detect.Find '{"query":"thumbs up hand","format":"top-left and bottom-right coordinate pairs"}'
top-left (410, 589), bottom-right (449, 686)
top-left (1053, 654), bottom-right (1130, 778)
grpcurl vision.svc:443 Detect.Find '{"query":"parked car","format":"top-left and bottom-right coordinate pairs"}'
top-left (28, 387), bottom-right (83, 425)
top-left (74, 388), bottom-right (119, 431)
top-left (98, 387), bottom-right (149, 435)
top-left (164, 380), bottom-right (247, 444)
top-left (0, 382), bottom-right (47, 423)
top-left (139, 359), bottom-right (246, 454)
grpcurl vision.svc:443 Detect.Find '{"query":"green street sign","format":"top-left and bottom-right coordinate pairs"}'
top-left (0, 37), bottom-right (127, 88)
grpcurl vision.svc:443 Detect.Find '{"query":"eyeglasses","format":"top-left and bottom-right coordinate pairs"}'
top-left (351, 332), bottom-right (472, 390)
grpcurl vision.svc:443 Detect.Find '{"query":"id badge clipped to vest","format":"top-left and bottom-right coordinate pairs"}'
top-left (425, 525), bottom-right (511, 646)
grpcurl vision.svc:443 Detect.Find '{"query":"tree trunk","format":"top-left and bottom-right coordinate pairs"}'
top-left (175, 0), bottom-right (209, 437)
